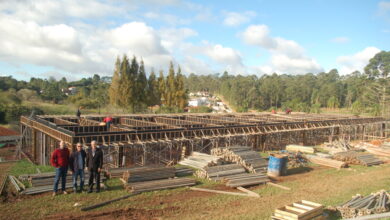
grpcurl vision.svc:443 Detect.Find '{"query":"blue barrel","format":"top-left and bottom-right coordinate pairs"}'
top-left (267, 155), bottom-right (287, 177)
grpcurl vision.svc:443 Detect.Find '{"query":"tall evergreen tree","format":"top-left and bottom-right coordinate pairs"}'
top-left (147, 69), bottom-right (160, 106)
top-left (166, 62), bottom-right (176, 107)
top-left (109, 57), bottom-right (121, 106)
top-left (119, 55), bottom-right (132, 108)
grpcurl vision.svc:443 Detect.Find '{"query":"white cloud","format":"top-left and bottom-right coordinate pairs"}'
top-left (241, 24), bottom-right (323, 74)
top-left (331, 37), bottom-right (349, 44)
top-left (0, 0), bottom-right (124, 24)
top-left (336, 47), bottom-right (381, 75)
top-left (378, 1), bottom-right (390, 15)
top-left (223, 11), bottom-right (256, 27)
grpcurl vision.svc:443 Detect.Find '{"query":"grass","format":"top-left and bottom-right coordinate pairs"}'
top-left (2, 161), bottom-right (390, 219)
top-left (9, 159), bottom-right (55, 177)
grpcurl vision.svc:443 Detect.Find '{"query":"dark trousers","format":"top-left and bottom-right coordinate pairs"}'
top-left (88, 169), bottom-right (100, 191)
top-left (53, 167), bottom-right (68, 192)
top-left (72, 169), bottom-right (84, 191)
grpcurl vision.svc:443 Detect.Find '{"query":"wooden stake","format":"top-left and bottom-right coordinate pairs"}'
top-left (267, 182), bottom-right (291, 191)
top-left (190, 187), bottom-right (259, 198)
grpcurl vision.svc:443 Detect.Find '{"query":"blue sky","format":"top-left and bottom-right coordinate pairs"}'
top-left (0, 0), bottom-right (389, 81)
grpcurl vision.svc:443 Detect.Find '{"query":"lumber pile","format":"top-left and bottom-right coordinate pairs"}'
top-left (286, 145), bottom-right (315, 154)
top-left (334, 151), bottom-right (383, 166)
top-left (195, 164), bottom-right (246, 180)
top-left (28, 171), bottom-right (107, 187)
top-left (324, 140), bottom-right (353, 151)
top-left (175, 167), bottom-right (194, 177)
top-left (127, 178), bottom-right (196, 193)
top-left (211, 146), bottom-right (268, 173)
top-left (272, 200), bottom-right (324, 220)
top-left (337, 190), bottom-right (390, 218)
top-left (19, 171), bottom-right (106, 195)
top-left (306, 155), bottom-right (347, 168)
top-left (364, 145), bottom-right (390, 157)
top-left (195, 163), bottom-right (269, 187)
top-left (224, 173), bottom-right (269, 187)
top-left (106, 167), bottom-right (135, 179)
top-left (122, 166), bottom-right (175, 183)
top-left (179, 152), bottom-right (222, 169)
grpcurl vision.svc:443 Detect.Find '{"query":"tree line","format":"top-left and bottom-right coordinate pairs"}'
top-left (185, 51), bottom-right (390, 116)
top-left (0, 50), bottom-right (388, 123)
top-left (108, 55), bottom-right (188, 113)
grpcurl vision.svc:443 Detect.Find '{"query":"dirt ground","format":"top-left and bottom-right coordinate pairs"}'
top-left (2, 159), bottom-right (390, 220)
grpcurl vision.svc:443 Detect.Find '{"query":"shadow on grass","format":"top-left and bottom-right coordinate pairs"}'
top-left (287, 166), bottom-right (313, 175)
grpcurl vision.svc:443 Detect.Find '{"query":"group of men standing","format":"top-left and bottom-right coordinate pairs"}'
top-left (50, 140), bottom-right (103, 196)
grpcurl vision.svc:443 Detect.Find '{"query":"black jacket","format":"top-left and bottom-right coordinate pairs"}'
top-left (69, 150), bottom-right (86, 172)
top-left (86, 148), bottom-right (103, 171)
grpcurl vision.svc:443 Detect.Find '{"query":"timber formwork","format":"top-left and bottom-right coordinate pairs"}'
top-left (20, 113), bottom-right (390, 167)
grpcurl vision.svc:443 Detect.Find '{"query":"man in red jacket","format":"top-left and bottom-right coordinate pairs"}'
top-left (50, 140), bottom-right (70, 196)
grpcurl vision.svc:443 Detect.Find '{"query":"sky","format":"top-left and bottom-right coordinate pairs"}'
top-left (0, 0), bottom-right (389, 81)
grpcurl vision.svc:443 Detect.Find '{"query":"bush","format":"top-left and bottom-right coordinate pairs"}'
top-left (190, 106), bottom-right (212, 113)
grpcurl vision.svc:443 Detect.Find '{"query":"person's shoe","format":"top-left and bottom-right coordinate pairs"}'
top-left (87, 190), bottom-right (92, 193)
top-left (63, 191), bottom-right (68, 195)
top-left (52, 192), bottom-right (57, 197)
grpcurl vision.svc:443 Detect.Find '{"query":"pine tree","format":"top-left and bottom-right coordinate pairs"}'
top-left (119, 55), bottom-right (132, 108)
top-left (109, 56), bottom-right (121, 106)
top-left (175, 66), bottom-right (187, 109)
top-left (136, 59), bottom-right (148, 110)
top-left (166, 62), bottom-right (176, 107)
top-left (158, 70), bottom-right (167, 105)
top-left (147, 69), bottom-right (160, 106)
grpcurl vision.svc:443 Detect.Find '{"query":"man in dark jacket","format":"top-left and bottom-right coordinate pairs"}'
top-left (69, 143), bottom-right (86, 193)
top-left (86, 140), bottom-right (103, 193)
top-left (50, 140), bottom-right (70, 196)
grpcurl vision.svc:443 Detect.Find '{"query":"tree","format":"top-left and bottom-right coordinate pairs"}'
top-left (147, 69), bottom-right (160, 106)
top-left (364, 51), bottom-right (390, 117)
top-left (109, 57), bottom-right (121, 106)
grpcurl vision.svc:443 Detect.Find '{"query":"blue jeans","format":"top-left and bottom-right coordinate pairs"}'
top-left (53, 167), bottom-right (68, 192)
top-left (72, 169), bottom-right (84, 191)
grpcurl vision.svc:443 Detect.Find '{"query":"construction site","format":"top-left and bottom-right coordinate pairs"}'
top-left (1, 113), bottom-right (390, 220)
top-left (19, 113), bottom-right (388, 167)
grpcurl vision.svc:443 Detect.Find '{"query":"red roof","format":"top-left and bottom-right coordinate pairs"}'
top-left (0, 126), bottom-right (19, 136)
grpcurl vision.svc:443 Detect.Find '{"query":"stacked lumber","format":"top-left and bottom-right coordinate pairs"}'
top-left (122, 166), bottom-right (175, 183)
top-left (195, 164), bottom-right (246, 180)
top-left (364, 145), bottom-right (390, 157)
top-left (334, 151), bottom-right (383, 166)
top-left (225, 173), bottom-right (269, 187)
top-left (306, 155), bottom-right (347, 168)
top-left (127, 178), bottom-right (196, 193)
top-left (179, 152), bottom-right (222, 169)
top-left (324, 140), bottom-right (353, 151)
top-left (106, 167), bottom-right (135, 178)
top-left (175, 167), bottom-right (194, 177)
top-left (286, 145), bottom-right (315, 154)
top-left (272, 200), bottom-right (324, 220)
top-left (211, 146), bottom-right (268, 173)
top-left (28, 171), bottom-right (106, 187)
top-left (23, 183), bottom-right (73, 195)
top-left (19, 171), bottom-right (106, 195)
top-left (337, 190), bottom-right (390, 218)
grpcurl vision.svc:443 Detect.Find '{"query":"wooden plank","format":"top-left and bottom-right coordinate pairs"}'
top-left (236, 186), bottom-right (260, 197)
top-left (189, 187), bottom-right (258, 197)
top-left (292, 203), bottom-right (314, 211)
top-left (285, 206), bottom-right (306, 214)
top-left (275, 209), bottom-right (300, 219)
top-left (267, 182), bottom-right (291, 190)
top-left (301, 200), bottom-right (322, 207)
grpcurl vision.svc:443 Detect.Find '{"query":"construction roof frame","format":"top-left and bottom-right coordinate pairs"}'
top-left (20, 113), bottom-right (387, 146)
